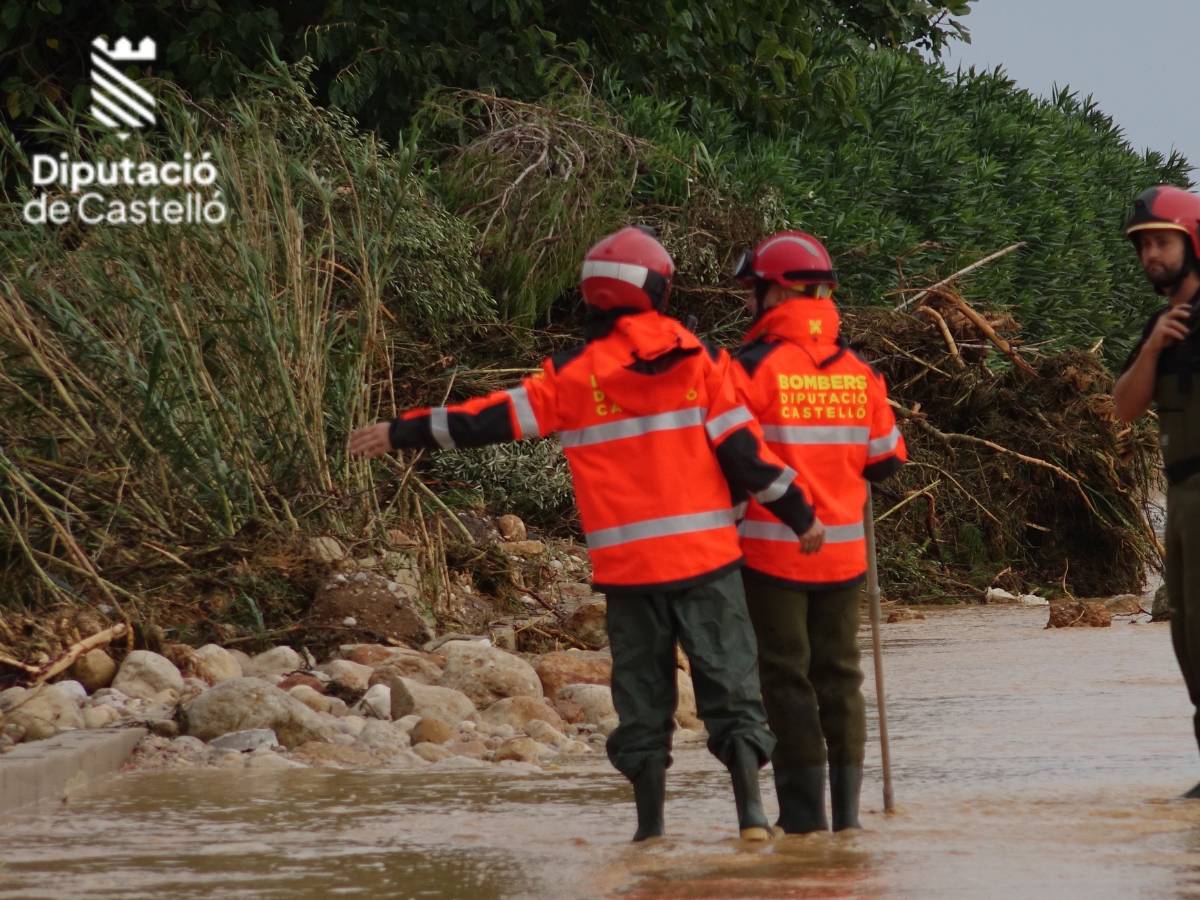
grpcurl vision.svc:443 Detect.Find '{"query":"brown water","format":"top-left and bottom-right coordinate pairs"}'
top-left (3, 606), bottom-right (1200, 899)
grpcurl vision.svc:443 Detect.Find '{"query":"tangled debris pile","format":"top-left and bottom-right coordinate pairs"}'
top-left (844, 289), bottom-right (1161, 602)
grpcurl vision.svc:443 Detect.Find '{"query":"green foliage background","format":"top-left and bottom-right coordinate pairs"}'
top-left (0, 0), bottom-right (1188, 626)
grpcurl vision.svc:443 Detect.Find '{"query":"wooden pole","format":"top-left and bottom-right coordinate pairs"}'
top-left (864, 485), bottom-right (895, 813)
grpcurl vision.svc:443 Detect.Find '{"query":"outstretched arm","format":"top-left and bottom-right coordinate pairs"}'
top-left (349, 364), bottom-right (558, 460)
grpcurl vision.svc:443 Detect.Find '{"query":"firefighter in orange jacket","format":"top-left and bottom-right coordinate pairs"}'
top-left (350, 226), bottom-right (825, 842)
top-left (730, 231), bottom-right (907, 833)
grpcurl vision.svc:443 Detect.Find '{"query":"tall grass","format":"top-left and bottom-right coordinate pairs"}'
top-left (0, 61), bottom-right (493, 614)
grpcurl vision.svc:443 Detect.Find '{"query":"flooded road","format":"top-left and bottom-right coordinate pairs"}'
top-left (3, 606), bottom-right (1200, 899)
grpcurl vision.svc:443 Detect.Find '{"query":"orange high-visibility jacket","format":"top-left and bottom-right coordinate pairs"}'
top-left (387, 310), bottom-right (816, 593)
top-left (732, 298), bottom-right (907, 590)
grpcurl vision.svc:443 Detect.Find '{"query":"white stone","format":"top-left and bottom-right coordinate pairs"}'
top-left (193, 645), bottom-right (243, 684)
top-left (389, 677), bottom-right (477, 726)
top-left (112, 650), bottom-right (184, 701)
top-left (0, 686), bottom-right (28, 712)
top-left (555, 683), bottom-right (617, 733)
top-left (289, 684), bottom-right (332, 714)
top-left (320, 659), bottom-right (373, 696)
top-left (357, 720), bottom-right (411, 755)
top-left (182, 677), bottom-right (337, 748)
top-left (209, 728), bottom-right (280, 752)
top-left (82, 705), bottom-right (121, 729)
top-left (242, 646), bottom-right (303, 679)
top-left (437, 641), bottom-right (543, 708)
top-left (7, 684), bottom-right (83, 740)
top-left (358, 683), bottom-right (392, 720)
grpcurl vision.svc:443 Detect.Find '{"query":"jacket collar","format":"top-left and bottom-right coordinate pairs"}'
top-left (744, 297), bottom-right (844, 365)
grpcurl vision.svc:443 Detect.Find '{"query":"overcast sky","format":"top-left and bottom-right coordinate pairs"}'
top-left (940, 0), bottom-right (1198, 179)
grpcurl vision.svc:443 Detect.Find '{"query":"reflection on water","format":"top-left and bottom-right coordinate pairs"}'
top-left (3, 607), bottom-right (1200, 899)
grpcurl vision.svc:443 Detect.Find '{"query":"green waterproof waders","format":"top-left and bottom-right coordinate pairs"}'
top-left (604, 568), bottom-right (776, 838)
top-left (1165, 476), bottom-right (1200, 757)
top-left (743, 572), bottom-right (867, 831)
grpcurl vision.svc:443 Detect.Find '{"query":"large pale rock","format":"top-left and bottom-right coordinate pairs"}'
top-left (524, 719), bottom-right (571, 749)
top-left (0, 686), bottom-right (28, 712)
top-left (320, 659), bottom-right (373, 699)
top-left (112, 650), bottom-right (184, 701)
top-left (494, 736), bottom-right (543, 764)
top-left (357, 719), bottom-right (411, 755)
top-left (411, 717), bottom-right (455, 745)
top-left (535, 650), bottom-right (611, 700)
top-left (9, 684), bottom-right (84, 741)
top-left (369, 655), bottom-right (444, 687)
top-left (479, 696), bottom-right (565, 733)
top-left (182, 677), bottom-right (337, 748)
top-left (565, 600), bottom-right (608, 648)
top-left (438, 641), bottom-right (542, 708)
top-left (193, 645), bottom-right (243, 684)
top-left (388, 677), bottom-right (476, 726)
top-left (82, 705), bottom-right (121, 729)
top-left (242, 646), bottom-right (303, 680)
top-left (210, 729), bottom-right (279, 752)
top-left (556, 683), bottom-right (617, 734)
top-left (289, 685), bottom-right (333, 714)
top-left (71, 649), bottom-right (117, 692)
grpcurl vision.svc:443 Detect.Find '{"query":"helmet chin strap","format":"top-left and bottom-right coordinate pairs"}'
top-left (753, 279), bottom-right (770, 320)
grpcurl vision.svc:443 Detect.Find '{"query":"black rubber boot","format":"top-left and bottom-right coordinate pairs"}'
top-left (729, 742), bottom-right (772, 841)
top-left (774, 766), bottom-right (829, 834)
top-left (1182, 780), bottom-right (1200, 799)
top-left (631, 762), bottom-right (666, 842)
top-left (829, 765), bottom-right (863, 831)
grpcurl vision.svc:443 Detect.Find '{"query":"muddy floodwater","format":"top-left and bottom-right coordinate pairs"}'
top-left (4, 606), bottom-right (1200, 899)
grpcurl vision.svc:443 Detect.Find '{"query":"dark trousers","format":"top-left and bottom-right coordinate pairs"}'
top-left (743, 572), bottom-right (866, 768)
top-left (1166, 477), bottom-right (1200, 753)
top-left (605, 568), bottom-right (775, 779)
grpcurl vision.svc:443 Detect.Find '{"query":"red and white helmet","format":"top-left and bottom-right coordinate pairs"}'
top-left (1126, 185), bottom-right (1200, 258)
top-left (734, 231), bottom-right (838, 293)
top-left (580, 226), bottom-right (674, 312)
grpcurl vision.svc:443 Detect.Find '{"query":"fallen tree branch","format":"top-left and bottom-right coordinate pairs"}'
top-left (895, 242), bottom-right (1027, 311)
top-left (32, 623), bottom-right (128, 686)
top-left (914, 307), bottom-right (965, 368)
top-left (936, 291), bottom-right (1037, 376)
top-left (877, 480), bottom-right (942, 523)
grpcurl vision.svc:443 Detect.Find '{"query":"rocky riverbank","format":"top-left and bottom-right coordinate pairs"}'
top-left (0, 634), bottom-right (708, 774)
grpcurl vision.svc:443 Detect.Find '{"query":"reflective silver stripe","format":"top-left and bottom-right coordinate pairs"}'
top-left (430, 407), bottom-right (455, 450)
top-left (733, 501), bottom-right (748, 521)
top-left (585, 509), bottom-right (737, 551)
top-left (580, 259), bottom-right (649, 288)
top-left (826, 522), bottom-right (866, 542)
top-left (761, 425), bottom-right (870, 446)
top-left (559, 407), bottom-right (704, 449)
top-left (705, 405), bottom-right (754, 440)
top-left (738, 519), bottom-right (865, 543)
top-left (506, 387), bottom-right (541, 439)
top-left (868, 426), bottom-right (901, 457)
top-left (753, 466), bottom-right (795, 504)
